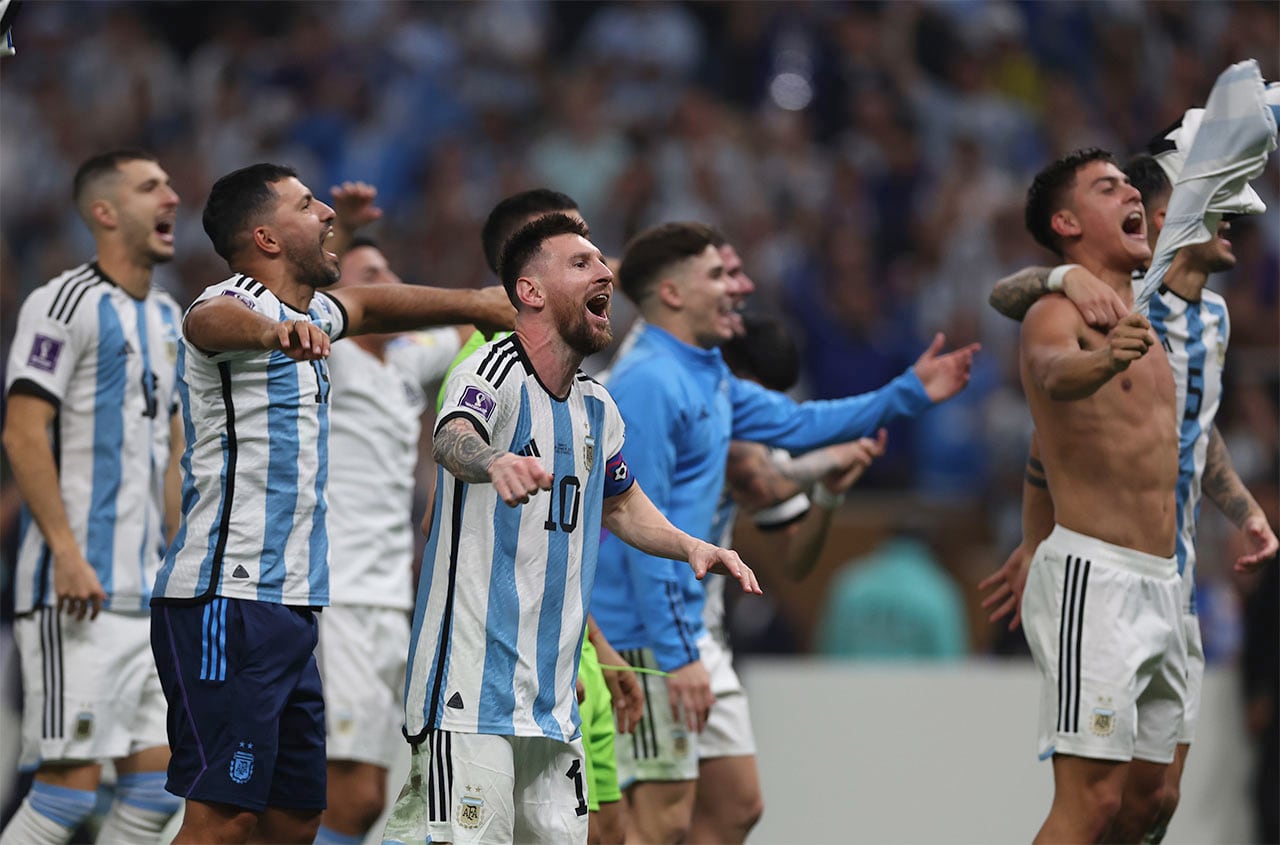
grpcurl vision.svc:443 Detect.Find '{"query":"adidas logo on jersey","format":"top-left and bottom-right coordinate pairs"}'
top-left (517, 439), bottom-right (541, 458)
top-left (232, 565), bottom-right (250, 579)
top-left (447, 692), bottom-right (465, 710)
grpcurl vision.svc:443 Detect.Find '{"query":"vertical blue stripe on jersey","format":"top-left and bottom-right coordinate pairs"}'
top-left (531, 397), bottom-right (575, 741)
top-left (88, 298), bottom-right (128, 598)
top-left (309, 387), bottom-right (330, 605)
top-left (581, 396), bottom-right (607, 612)
top-left (134, 301), bottom-right (156, 604)
top-left (259, 352), bottom-right (302, 602)
top-left (407, 464), bottom-right (448, 714)
top-left (478, 389), bottom-right (533, 735)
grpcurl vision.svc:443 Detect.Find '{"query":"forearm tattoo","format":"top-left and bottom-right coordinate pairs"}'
top-left (434, 417), bottom-right (501, 483)
top-left (989, 266), bottom-right (1053, 322)
top-left (1025, 455), bottom-right (1048, 489)
top-left (1203, 426), bottom-right (1254, 528)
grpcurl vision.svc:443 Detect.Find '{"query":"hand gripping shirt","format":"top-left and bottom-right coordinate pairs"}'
top-left (152, 275), bottom-right (347, 606)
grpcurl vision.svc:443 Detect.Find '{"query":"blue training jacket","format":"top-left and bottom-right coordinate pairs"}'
top-left (591, 325), bottom-right (933, 672)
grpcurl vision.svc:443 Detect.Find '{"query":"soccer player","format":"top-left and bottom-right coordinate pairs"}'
top-left (1, 150), bottom-right (185, 845)
top-left (981, 105), bottom-right (1278, 841)
top-left (315, 230), bottom-right (466, 843)
top-left (148, 163), bottom-right (516, 845)
top-left (592, 221), bottom-right (978, 845)
top-left (384, 213), bottom-right (760, 845)
top-left (434, 188), bottom-right (643, 845)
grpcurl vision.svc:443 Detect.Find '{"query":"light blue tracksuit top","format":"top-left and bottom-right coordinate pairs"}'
top-left (592, 325), bottom-right (934, 671)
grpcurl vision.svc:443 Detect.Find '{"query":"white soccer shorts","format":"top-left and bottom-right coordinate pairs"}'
top-left (614, 648), bottom-right (699, 785)
top-left (316, 604), bottom-right (410, 769)
top-left (1022, 525), bottom-right (1187, 765)
top-left (1179, 614), bottom-right (1205, 745)
top-left (15, 607), bottom-right (167, 769)
top-left (382, 731), bottom-right (588, 845)
top-left (697, 633), bottom-right (757, 759)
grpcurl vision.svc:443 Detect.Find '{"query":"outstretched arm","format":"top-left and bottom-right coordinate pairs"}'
top-left (989, 265), bottom-right (1128, 328)
top-left (1203, 425), bottom-right (1278, 571)
top-left (333, 284), bottom-right (514, 339)
top-left (602, 481), bottom-right (761, 595)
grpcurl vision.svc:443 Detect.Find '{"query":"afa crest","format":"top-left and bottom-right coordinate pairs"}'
top-left (583, 434), bottom-right (595, 470)
top-left (230, 741), bottom-right (255, 784)
top-left (458, 787), bottom-right (485, 830)
top-left (1090, 708), bottom-right (1116, 737)
top-left (73, 711), bottom-right (94, 741)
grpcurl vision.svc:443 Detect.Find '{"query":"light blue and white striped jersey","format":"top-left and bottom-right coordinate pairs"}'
top-left (152, 275), bottom-right (347, 607)
top-left (1149, 287), bottom-right (1229, 614)
top-left (326, 329), bottom-right (460, 609)
top-left (6, 263), bottom-right (182, 614)
top-left (403, 335), bottom-right (631, 743)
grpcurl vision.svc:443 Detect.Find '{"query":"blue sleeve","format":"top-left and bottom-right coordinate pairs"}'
top-left (611, 364), bottom-right (702, 672)
top-left (730, 367), bottom-right (932, 450)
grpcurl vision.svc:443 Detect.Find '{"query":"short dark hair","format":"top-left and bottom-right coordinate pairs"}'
top-left (617, 222), bottom-right (718, 306)
top-left (1123, 153), bottom-right (1171, 214)
top-left (1025, 147), bottom-right (1118, 256)
top-left (72, 149), bottom-right (158, 206)
top-left (482, 189), bottom-right (580, 275)
top-left (497, 213), bottom-right (590, 307)
top-left (202, 163), bottom-right (298, 263)
top-left (721, 313), bottom-right (800, 391)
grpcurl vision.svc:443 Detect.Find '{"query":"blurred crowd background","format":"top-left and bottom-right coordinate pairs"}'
top-left (0, 0), bottom-right (1276, 700)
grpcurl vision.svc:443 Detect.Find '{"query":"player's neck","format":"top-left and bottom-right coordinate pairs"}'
top-left (243, 264), bottom-right (316, 314)
top-left (515, 324), bottom-right (581, 399)
top-left (94, 245), bottom-right (152, 300)
top-left (1163, 252), bottom-right (1208, 302)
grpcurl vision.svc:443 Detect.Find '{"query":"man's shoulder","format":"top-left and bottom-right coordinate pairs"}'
top-left (1021, 292), bottom-right (1084, 332)
top-left (20, 263), bottom-right (111, 326)
top-left (190, 275), bottom-right (272, 314)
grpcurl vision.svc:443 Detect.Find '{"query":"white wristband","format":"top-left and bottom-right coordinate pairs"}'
top-left (811, 483), bottom-right (845, 509)
top-left (1046, 264), bottom-right (1078, 293)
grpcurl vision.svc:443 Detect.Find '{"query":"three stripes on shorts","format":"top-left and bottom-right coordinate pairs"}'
top-left (1056, 555), bottom-right (1092, 734)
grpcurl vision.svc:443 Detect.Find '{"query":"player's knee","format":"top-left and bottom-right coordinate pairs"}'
top-left (28, 780), bottom-right (99, 832)
top-left (115, 771), bottom-right (182, 816)
top-left (343, 779), bottom-right (387, 833)
top-left (1078, 780), bottom-right (1124, 832)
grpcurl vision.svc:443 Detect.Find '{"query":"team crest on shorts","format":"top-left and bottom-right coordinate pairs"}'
top-left (583, 434), bottom-right (595, 469)
top-left (73, 711), bottom-right (93, 740)
top-left (672, 729), bottom-right (689, 757)
top-left (1090, 707), bottom-right (1116, 737)
top-left (230, 741), bottom-right (255, 784)
top-left (458, 786), bottom-right (485, 830)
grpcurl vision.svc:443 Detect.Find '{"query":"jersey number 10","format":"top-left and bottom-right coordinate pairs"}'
top-left (543, 475), bottom-right (581, 533)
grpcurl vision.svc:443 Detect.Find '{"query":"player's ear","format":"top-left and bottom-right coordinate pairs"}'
top-left (1050, 209), bottom-right (1080, 241)
top-left (89, 199), bottom-right (117, 230)
top-left (1150, 207), bottom-right (1166, 234)
top-left (656, 277), bottom-right (683, 310)
top-left (516, 275), bottom-right (542, 309)
top-left (252, 225), bottom-right (281, 256)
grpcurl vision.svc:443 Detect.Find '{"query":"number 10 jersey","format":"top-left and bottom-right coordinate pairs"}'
top-left (405, 335), bottom-right (632, 744)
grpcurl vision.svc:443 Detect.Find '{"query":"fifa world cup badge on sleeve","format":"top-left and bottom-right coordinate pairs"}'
top-left (460, 386), bottom-right (496, 420)
top-left (28, 334), bottom-right (63, 372)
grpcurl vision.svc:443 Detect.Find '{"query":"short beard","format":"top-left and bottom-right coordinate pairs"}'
top-left (564, 318), bottom-right (612, 357)
top-left (287, 241), bottom-right (340, 289)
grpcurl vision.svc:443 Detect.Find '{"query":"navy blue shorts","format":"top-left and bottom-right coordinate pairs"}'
top-left (150, 597), bottom-right (326, 812)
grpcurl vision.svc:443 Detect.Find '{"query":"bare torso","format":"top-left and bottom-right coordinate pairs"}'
top-left (1020, 297), bottom-right (1178, 556)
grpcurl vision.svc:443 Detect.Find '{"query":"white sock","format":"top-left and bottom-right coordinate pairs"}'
top-left (0, 783), bottom-right (97, 845)
top-left (95, 773), bottom-right (181, 845)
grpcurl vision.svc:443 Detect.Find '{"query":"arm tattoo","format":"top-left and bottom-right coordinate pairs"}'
top-left (1202, 426), bottom-right (1254, 528)
top-left (433, 417), bottom-right (502, 483)
top-left (988, 266), bottom-right (1053, 322)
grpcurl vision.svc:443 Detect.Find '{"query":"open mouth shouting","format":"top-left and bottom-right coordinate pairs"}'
top-left (586, 288), bottom-right (611, 324)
